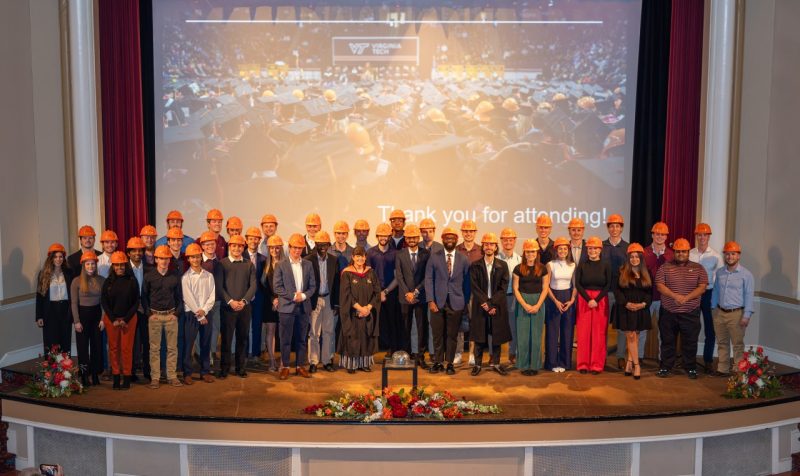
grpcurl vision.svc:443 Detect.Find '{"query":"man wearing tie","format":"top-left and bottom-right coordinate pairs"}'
top-left (395, 224), bottom-right (431, 368)
top-left (273, 234), bottom-right (317, 380)
top-left (424, 227), bottom-right (471, 375)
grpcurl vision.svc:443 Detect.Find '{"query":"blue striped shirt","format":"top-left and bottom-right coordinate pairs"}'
top-left (712, 264), bottom-right (755, 318)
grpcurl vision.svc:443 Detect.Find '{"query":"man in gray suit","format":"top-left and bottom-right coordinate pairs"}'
top-left (273, 233), bottom-right (317, 380)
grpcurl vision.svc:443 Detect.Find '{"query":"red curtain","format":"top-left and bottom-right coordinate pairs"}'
top-left (661, 0), bottom-right (705, 244)
top-left (99, 0), bottom-right (148, 247)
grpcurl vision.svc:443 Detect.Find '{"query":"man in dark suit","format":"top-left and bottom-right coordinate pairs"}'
top-left (273, 233), bottom-right (317, 380)
top-left (243, 227), bottom-right (267, 362)
top-left (469, 233), bottom-right (511, 376)
top-left (304, 231), bottom-right (340, 373)
top-left (395, 224), bottom-right (430, 368)
top-left (424, 227), bottom-right (471, 375)
top-left (218, 235), bottom-right (256, 379)
top-left (567, 218), bottom-right (589, 266)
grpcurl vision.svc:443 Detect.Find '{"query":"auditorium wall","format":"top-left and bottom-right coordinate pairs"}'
top-left (0, 0), bottom-right (69, 359)
top-left (736, 0), bottom-right (800, 358)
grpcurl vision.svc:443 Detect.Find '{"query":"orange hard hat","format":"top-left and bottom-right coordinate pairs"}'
top-left (694, 223), bottom-right (712, 234)
top-left (672, 238), bottom-right (690, 251)
top-left (126, 237), bottom-right (145, 249)
top-left (110, 251), bottom-right (128, 265)
top-left (502, 97), bottom-right (520, 112)
top-left (80, 250), bottom-right (98, 263)
top-left (425, 107), bottom-right (448, 123)
top-left (419, 218), bottom-right (436, 229)
top-left (607, 214), bottom-right (625, 225)
top-left (184, 243), bottom-right (203, 257)
top-left (199, 231), bottom-right (216, 244)
top-left (404, 224), bottom-right (421, 238)
top-left (460, 220), bottom-right (478, 231)
top-left (207, 209), bottom-right (224, 220)
top-left (553, 237), bottom-right (570, 248)
top-left (154, 245), bottom-right (172, 259)
top-left (166, 210), bottom-right (184, 222)
top-left (481, 232), bottom-right (499, 244)
top-left (375, 223), bottom-right (392, 236)
top-left (441, 227), bottom-right (459, 238)
top-left (627, 243), bottom-right (645, 254)
top-left (585, 236), bottom-right (603, 248)
top-left (166, 227), bottom-right (184, 239)
top-left (245, 227), bottom-right (262, 238)
top-left (100, 230), bottom-right (118, 242)
top-left (536, 214), bottom-right (553, 227)
top-left (345, 123), bottom-right (374, 154)
top-left (474, 100), bottom-right (495, 122)
top-left (500, 228), bottom-right (517, 239)
top-left (353, 219), bottom-right (370, 231)
top-left (314, 231), bottom-right (331, 243)
top-left (567, 218), bottom-right (585, 229)
top-left (267, 235), bottom-right (284, 247)
top-left (292, 89), bottom-right (305, 100)
top-left (260, 214), bottom-right (278, 225)
top-left (522, 239), bottom-right (540, 252)
top-left (323, 89), bottom-right (337, 103)
top-left (47, 243), bottom-right (66, 255)
top-left (651, 222), bottom-right (669, 234)
top-left (723, 241), bottom-right (742, 253)
top-left (78, 225), bottom-right (96, 237)
top-left (228, 235), bottom-right (246, 246)
top-left (305, 213), bottom-right (321, 226)
top-left (288, 233), bottom-right (306, 248)
top-left (140, 225), bottom-right (157, 236)
top-left (389, 209), bottom-right (406, 220)
top-left (333, 221), bottom-right (349, 233)
top-left (226, 216), bottom-right (243, 230)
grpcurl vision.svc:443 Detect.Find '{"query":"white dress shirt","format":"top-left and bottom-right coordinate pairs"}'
top-left (689, 246), bottom-right (723, 289)
top-left (182, 267), bottom-right (216, 318)
top-left (499, 252), bottom-right (521, 294)
top-left (49, 273), bottom-right (68, 301)
top-left (97, 252), bottom-right (112, 278)
top-left (290, 257), bottom-right (307, 300)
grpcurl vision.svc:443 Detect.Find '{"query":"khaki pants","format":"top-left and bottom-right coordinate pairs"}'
top-left (713, 308), bottom-right (746, 373)
top-left (149, 314), bottom-right (178, 381)
top-left (308, 295), bottom-right (335, 365)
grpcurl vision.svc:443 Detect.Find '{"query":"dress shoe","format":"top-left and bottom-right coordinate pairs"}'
top-left (493, 365), bottom-right (508, 376)
top-left (217, 371), bottom-right (228, 380)
top-left (309, 364), bottom-right (318, 373)
top-left (112, 375), bottom-right (121, 390)
top-left (202, 374), bottom-right (215, 383)
top-left (121, 376), bottom-right (131, 390)
top-left (429, 364), bottom-right (441, 374)
top-left (656, 368), bottom-right (670, 378)
top-left (169, 379), bottom-right (183, 387)
top-left (579, 369), bottom-right (588, 375)
top-left (183, 376), bottom-right (194, 386)
top-left (148, 380), bottom-right (160, 389)
top-left (687, 369), bottom-right (698, 380)
top-left (279, 368), bottom-right (290, 380)
top-left (471, 366), bottom-right (482, 376)
top-left (417, 358), bottom-right (430, 370)
top-left (446, 364), bottom-right (455, 375)
top-left (324, 363), bottom-right (336, 372)
top-left (296, 367), bottom-right (312, 378)
top-left (237, 370), bottom-right (248, 378)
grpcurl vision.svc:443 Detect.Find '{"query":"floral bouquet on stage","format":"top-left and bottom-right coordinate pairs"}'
top-left (303, 387), bottom-right (501, 423)
top-left (25, 345), bottom-right (84, 398)
top-left (724, 346), bottom-right (782, 399)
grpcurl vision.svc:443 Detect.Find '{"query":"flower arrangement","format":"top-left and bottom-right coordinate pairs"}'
top-left (303, 387), bottom-right (501, 422)
top-left (724, 346), bottom-right (782, 399)
top-left (25, 345), bottom-right (84, 398)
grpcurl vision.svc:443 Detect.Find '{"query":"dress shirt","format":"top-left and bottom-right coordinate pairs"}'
top-left (182, 267), bottom-right (216, 317)
top-left (484, 258), bottom-right (494, 298)
top-left (97, 252), bottom-right (112, 278)
top-left (712, 264), bottom-right (755, 318)
top-left (689, 247), bottom-right (723, 289)
top-left (290, 257), bottom-right (307, 300)
top-left (49, 274), bottom-right (68, 301)
top-left (248, 249), bottom-right (258, 266)
top-left (571, 244), bottom-right (583, 264)
top-left (499, 252), bottom-right (522, 294)
top-left (130, 261), bottom-right (144, 293)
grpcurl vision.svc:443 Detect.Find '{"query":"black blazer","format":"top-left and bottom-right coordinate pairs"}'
top-left (304, 253), bottom-right (340, 309)
top-left (244, 250), bottom-right (268, 298)
top-left (395, 247), bottom-right (430, 306)
top-left (35, 267), bottom-right (75, 322)
top-left (469, 258), bottom-right (511, 344)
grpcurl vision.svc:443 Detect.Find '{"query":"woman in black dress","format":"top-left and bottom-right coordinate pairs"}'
top-left (613, 243), bottom-right (652, 380)
top-left (338, 246), bottom-right (381, 374)
top-left (261, 235), bottom-right (284, 371)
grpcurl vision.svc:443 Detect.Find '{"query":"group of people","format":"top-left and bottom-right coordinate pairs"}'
top-left (35, 208), bottom-right (754, 389)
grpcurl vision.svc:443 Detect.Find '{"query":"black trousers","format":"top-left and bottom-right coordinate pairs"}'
top-left (659, 308), bottom-right (701, 371)
top-left (379, 290), bottom-right (401, 352)
top-left (429, 304), bottom-right (463, 365)
top-left (75, 305), bottom-right (103, 376)
top-left (133, 310), bottom-right (150, 378)
top-left (221, 305), bottom-right (251, 374)
top-left (473, 342), bottom-right (501, 366)
top-left (402, 302), bottom-right (428, 356)
top-left (42, 300), bottom-right (71, 355)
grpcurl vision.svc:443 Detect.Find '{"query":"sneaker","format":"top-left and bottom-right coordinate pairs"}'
top-left (557, 367), bottom-right (566, 373)
top-left (453, 353), bottom-right (463, 366)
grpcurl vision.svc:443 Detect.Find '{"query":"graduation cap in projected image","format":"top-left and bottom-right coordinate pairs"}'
top-left (244, 108), bottom-right (273, 127)
top-left (274, 93), bottom-right (302, 106)
top-left (215, 94), bottom-right (238, 106)
top-left (201, 102), bottom-right (247, 137)
top-left (272, 119), bottom-right (319, 142)
top-left (402, 134), bottom-right (469, 158)
top-left (163, 122), bottom-right (205, 144)
top-left (300, 98), bottom-right (352, 120)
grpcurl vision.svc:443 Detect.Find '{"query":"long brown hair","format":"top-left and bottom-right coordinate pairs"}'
top-left (37, 253), bottom-right (63, 295)
top-left (79, 263), bottom-right (101, 295)
top-left (618, 252), bottom-right (652, 288)
top-left (519, 252), bottom-right (545, 278)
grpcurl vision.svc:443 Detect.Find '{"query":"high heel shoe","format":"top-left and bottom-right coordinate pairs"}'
top-left (633, 363), bottom-right (641, 380)
top-left (624, 360), bottom-right (633, 377)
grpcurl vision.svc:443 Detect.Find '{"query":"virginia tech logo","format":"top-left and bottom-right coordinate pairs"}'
top-left (348, 43), bottom-right (370, 55)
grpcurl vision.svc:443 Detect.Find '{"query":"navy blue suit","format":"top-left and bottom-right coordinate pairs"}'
top-left (424, 248), bottom-right (471, 364)
top-left (273, 258), bottom-right (316, 367)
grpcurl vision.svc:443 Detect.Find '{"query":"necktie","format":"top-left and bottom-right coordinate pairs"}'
top-left (446, 253), bottom-right (453, 277)
top-left (411, 252), bottom-right (417, 267)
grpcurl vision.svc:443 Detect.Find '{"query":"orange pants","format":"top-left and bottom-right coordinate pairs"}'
top-left (103, 314), bottom-right (138, 375)
top-left (576, 290), bottom-right (609, 372)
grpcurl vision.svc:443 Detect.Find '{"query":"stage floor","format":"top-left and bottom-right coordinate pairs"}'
top-left (2, 354), bottom-right (799, 424)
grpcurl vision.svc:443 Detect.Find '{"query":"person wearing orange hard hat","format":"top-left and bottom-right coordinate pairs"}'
top-left (367, 223), bottom-right (401, 360)
top-left (197, 230), bottom-right (224, 370)
top-left (613, 243), bottom-right (653, 380)
top-left (126, 235), bottom-right (151, 383)
top-left (689, 223), bottom-right (724, 372)
top-left (544, 237), bottom-right (578, 373)
top-left (513, 238), bottom-right (551, 376)
top-left (257, 214), bottom-right (280, 257)
top-left (97, 229), bottom-right (120, 278)
top-left (711, 241), bottom-right (754, 376)
top-left (261, 235), bottom-right (285, 370)
top-left (498, 228), bottom-right (522, 366)
top-left (180, 243), bottom-right (217, 385)
top-left (642, 221), bottom-right (674, 361)
top-left (535, 214), bottom-right (555, 265)
top-left (418, 217), bottom-right (444, 254)
top-left (37, 243), bottom-right (75, 354)
top-left (353, 219), bottom-right (372, 251)
top-left (395, 223), bottom-right (431, 368)
top-left (226, 216), bottom-right (244, 238)
top-left (602, 214), bottom-right (630, 370)
top-left (330, 220), bottom-right (354, 270)
top-left (302, 213), bottom-right (322, 258)
top-left (567, 218), bottom-right (588, 266)
top-left (102, 251), bottom-right (140, 390)
top-left (70, 249), bottom-right (104, 387)
top-left (165, 227), bottom-right (187, 274)
top-left (154, 210), bottom-right (195, 253)
top-left (67, 225), bottom-right (101, 276)
top-left (454, 219), bottom-right (482, 367)
top-left (304, 230), bottom-right (340, 373)
top-left (654, 238), bottom-right (709, 380)
top-left (243, 227), bottom-right (267, 363)
top-left (387, 209), bottom-right (407, 250)
top-left (197, 209), bottom-right (227, 260)
top-left (218, 234), bottom-right (256, 379)
top-left (140, 225), bottom-right (158, 265)
top-left (574, 237), bottom-right (612, 374)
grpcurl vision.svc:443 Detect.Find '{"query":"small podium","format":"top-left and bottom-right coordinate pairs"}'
top-left (381, 352), bottom-right (418, 389)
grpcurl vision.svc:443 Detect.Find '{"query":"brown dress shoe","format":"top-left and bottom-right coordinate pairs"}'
top-left (183, 376), bottom-right (194, 386)
top-left (169, 379), bottom-right (184, 387)
top-left (202, 374), bottom-right (215, 383)
top-left (279, 368), bottom-right (290, 380)
top-left (296, 367), bottom-right (312, 378)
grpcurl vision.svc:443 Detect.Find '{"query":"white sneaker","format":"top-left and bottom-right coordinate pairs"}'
top-left (453, 353), bottom-right (463, 366)
top-left (552, 368), bottom-right (560, 373)
top-left (468, 354), bottom-right (476, 367)
top-left (556, 367), bottom-right (566, 373)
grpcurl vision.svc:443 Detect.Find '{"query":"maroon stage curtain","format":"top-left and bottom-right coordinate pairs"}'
top-left (98, 0), bottom-right (148, 246)
top-left (661, 0), bottom-right (705, 244)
